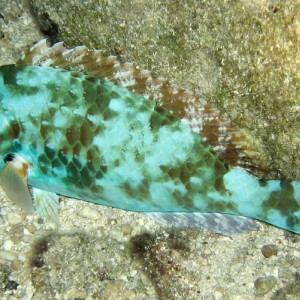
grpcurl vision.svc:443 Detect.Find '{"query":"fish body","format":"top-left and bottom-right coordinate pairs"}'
top-left (0, 64), bottom-right (228, 213)
top-left (0, 41), bottom-right (299, 235)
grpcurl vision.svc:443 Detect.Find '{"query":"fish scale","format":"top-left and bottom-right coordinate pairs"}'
top-left (0, 41), bottom-right (299, 235)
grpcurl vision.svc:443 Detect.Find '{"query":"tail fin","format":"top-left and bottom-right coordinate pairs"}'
top-left (223, 168), bottom-right (300, 234)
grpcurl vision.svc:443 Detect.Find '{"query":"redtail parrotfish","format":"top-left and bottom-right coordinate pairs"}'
top-left (0, 39), bottom-right (299, 235)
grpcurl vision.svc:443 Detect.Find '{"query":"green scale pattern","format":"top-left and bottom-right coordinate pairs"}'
top-left (0, 65), bottom-right (299, 233)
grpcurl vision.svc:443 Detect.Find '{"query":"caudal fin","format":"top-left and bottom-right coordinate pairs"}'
top-left (223, 168), bottom-right (300, 234)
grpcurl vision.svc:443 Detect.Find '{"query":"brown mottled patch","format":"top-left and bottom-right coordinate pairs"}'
top-left (66, 127), bottom-right (79, 145)
top-left (130, 71), bottom-right (148, 94)
top-left (213, 160), bottom-right (228, 191)
top-left (9, 120), bottom-right (21, 139)
top-left (179, 166), bottom-right (191, 184)
top-left (91, 185), bottom-right (101, 194)
top-left (263, 180), bottom-right (299, 216)
top-left (138, 179), bottom-right (150, 200)
top-left (72, 143), bottom-right (81, 156)
top-left (286, 215), bottom-right (299, 229)
top-left (208, 200), bottom-right (238, 214)
top-left (85, 75), bottom-right (99, 84)
top-left (61, 145), bottom-right (70, 156)
top-left (226, 201), bottom-right (238, 212)
top-left (160, 165), bottom-right (179, 180)
top-left (86, 148), bottom-right (95, 161)
top-left (80, 121), bottom-right (93, 147)
top-left (40, 124), bottom-right (48, 139)
top-left (176, 193), bottom-right (193, 209)
top-left (124, 182), bottom-right (135, 198)
top-left (17, 161), bottom-right (29, 178)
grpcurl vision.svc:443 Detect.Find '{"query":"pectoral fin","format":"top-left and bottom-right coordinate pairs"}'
top-left (0, 154), bottom-right (34, 212)
top-left (33, 188), bottom-right (60, 222)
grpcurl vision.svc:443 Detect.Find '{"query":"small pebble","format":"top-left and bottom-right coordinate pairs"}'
top-left (7, 212), bottom-right (22, 226)
top-left (254, 276), bottom-right (277, 296)
top-left (25, 223), bottom-right (37, 234)
top-left (3, 239), bottom-right (14, 251)
top-left (23, 228), bottom-right (31, 235)
top-left (78, 206), bottom-right (101, 220)
top-left (231, 295), bottom-right (253, 300)
top-left (293, 258), bottom-right (300, 268)
top-left (0, 250), bottom-right (18, 261)
top-left (31, 292), bottom-right (50, 300)
top-left (121, 224), bottom-right (132, 235)
top-left (64, 287), bottom-right (87, 299)
top-left (60, 236), bottom-right (76, 246)
top-left (214, 290), bottom-right (223, 300)
top-left (261, 244), bottom-right (278, 258)
top-left (17, 254), bottom-right (26, 262)
top-left (110, 229), bottom-right (126, 243)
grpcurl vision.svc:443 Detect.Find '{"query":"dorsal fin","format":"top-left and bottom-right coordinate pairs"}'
top-left (19, 39), bottom-right (267, 177)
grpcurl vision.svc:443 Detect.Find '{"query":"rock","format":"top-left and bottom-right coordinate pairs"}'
top-left (261, 244), bottom-right (279, 258)
top-left (254, 276), bottom-right (277, 296)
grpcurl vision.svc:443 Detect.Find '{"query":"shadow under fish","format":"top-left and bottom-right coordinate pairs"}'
top-left (0, 39), bottom-right (299, 235)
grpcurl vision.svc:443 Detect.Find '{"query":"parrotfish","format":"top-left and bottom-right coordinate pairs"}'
top-left (0, 39), bottom-right (299, 235)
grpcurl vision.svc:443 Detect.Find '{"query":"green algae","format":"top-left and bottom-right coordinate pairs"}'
top-left (30, 0), bottom-right (300, 179)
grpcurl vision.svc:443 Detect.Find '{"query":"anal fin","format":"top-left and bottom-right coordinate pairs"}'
top-left (0, 154), bottom-right (34, 212)
top-left (146, 212), bottom-right (259, 236)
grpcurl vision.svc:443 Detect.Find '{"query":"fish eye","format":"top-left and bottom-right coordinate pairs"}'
top-left (4, 153), bottom-right (15, 163)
